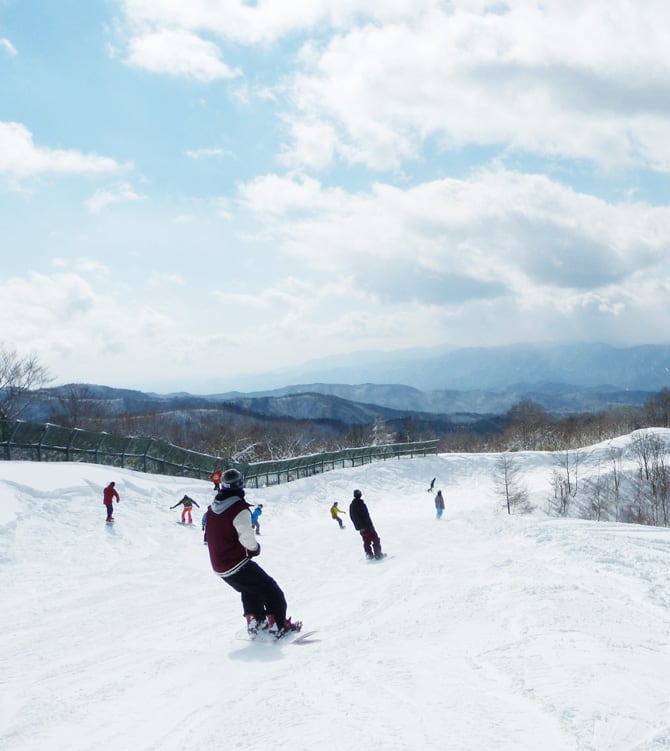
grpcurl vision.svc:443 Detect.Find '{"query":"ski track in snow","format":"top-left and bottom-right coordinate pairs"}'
top-left (2, 431), bottom-right (670, 750)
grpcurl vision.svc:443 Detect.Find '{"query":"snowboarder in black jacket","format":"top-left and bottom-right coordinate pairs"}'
top-left (206, 468), bottom-right (301, 639)
top-left (349, 489), bottom-right (384, 559)
top-left (170, 494), bottom-right (200, 524)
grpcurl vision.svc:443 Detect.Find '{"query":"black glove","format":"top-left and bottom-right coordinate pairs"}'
top-left (248, 544), bottom-right (261, 558)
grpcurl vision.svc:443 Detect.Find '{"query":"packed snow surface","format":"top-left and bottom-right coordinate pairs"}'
top-left (3, 432), bottom-right (670, 750)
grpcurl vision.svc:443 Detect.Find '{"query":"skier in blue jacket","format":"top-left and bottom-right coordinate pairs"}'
top-left (251, 504), bottom-right (263, 535)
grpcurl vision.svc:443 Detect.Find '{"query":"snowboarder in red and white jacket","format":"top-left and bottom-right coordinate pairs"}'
top-left (205, 468), bottom-right (301, 639)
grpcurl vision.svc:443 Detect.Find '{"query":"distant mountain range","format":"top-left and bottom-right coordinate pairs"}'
top-left (249, 342), bottom-right (670, 392)
top-left (212, 381), bottom-right (654, 417)
top-left (178, 342), bottom-right (670, 395)
top-left (15, 344), bottom-right (670, 428)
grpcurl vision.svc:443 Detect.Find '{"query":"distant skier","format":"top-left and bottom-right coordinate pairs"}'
top-left (349, 489), bottom-right (384, 560)
top-left (428, 477), bottom-right (436, 493)
top-left (201, 509), bottom-right (208, 545)
top-left (102, 481), bottom-right (120, 523)
top-left (330, 501), bottom-right (346, 529)
top-left (251, 504), bottom-right (263, 535)
top-left (205, 468), bottom-right (301, 639)
top-left (170, 494), bottom-right (200, 524)
top-left (209, 469), bottom-right (222, 490)
top-left (434, 490), bottom-right (445, 519)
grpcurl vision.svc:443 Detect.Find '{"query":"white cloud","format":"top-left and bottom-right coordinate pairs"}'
top-left (278, 119), bottom-right (339, 171)
top-left (237, 169), bottom-right (670, 311)
top-left (85, 182), bottom-right (144, 213)
top-left (238, 172), bottom-right (350, 216)
top-left (0, 270), bottom-right (199, 386)
top-left (115, 1), bottom-right (670, 171)
top-left (278, 2), bottom-right (670, 171)
top-left (125, 28), bottom-right (240, 81)
top-left (0, 122), bottom-right (127, 180)
top-left (0, 273), bottom-right (100, 336)
top-left (7, 0), bottom-right (670, 385)
top-left (0, 38), bottom-right (17, 56)
top-left (117, 0), bottom-right (438, 45)
top-left (184, 147), bottom-right (236, 159)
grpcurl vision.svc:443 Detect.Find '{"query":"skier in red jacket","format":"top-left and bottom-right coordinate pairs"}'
top-left (206, 468), bottom-right (301, 640)
top-left (103, 481), bottom-right (120, 523)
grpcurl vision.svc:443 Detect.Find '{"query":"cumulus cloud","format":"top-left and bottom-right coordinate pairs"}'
top-left (0, 122), bottom-right (127, 180)
top-left (117, 0), bottom-right (437, 45)
top-left (278, 2), bottom-right (670, 171)
top-left (7, 0), bottom-right (670, 383)
top-left (237, 169), bottom-right (670, 312)
top-left (0, 273), bottom-right (99, 337)
top-left (113, 1), bottom-right (670, 171)
top-left (125, 28), bottom-right (240, 80)
top-left (0, 269), bottom-right (200, 386)
top-left (85, 182), bottom-right (144, 213)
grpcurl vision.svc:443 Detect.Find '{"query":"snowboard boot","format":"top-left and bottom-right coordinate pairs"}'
top-left (245, 614), bottom-right (260, 638)
top-left (267, 615), bottom-right (302, 640)
top-left (266, 614), bottom-right (279, 638)
top-left (284, 616), bottom-right (302, 633)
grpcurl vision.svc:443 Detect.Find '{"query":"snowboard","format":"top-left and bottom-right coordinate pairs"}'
top-left (236, 628), bottom-right (319, 646)
top-left (366, 553), bottom-right (392, 563)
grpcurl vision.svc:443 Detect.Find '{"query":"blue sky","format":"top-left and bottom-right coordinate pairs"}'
top-left (2, 0), bottom-right (670, 393)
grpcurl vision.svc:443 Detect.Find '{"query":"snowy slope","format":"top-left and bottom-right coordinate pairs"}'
top-left (2, 434), bottom-right (670, 751)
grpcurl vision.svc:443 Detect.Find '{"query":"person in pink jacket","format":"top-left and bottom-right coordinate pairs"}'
top-left (103, 481), bottom-right (120, 523)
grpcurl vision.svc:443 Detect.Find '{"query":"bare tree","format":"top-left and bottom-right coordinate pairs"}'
top-left (580, 466), bottom-right (610, 521)
top-left (263, 423), bottom-right (317, 460)
top-left (0, 343), bottom-right (52, 421)
top-left (504, 399), bottom-right (551, 450)
top-left (629, 432), bottom-right (670, 526)
top-left (399, 416), bottom-right (422, 443)
top-left (493, 453), bottom-right (531, 514)
top-left (607, 444), bottom-right (625, 521)
top-left (549, 449), bottom-right (582, 516)
top-left (644, 388), bottom-right (670, 428)
top-left (48, 383), bottom-right (111, 429)
top-left (629, 431), bottom-right (658, 482)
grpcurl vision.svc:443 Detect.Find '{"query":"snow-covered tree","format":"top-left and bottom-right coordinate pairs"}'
top-left (369, 415), bottom-right (396, 446)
